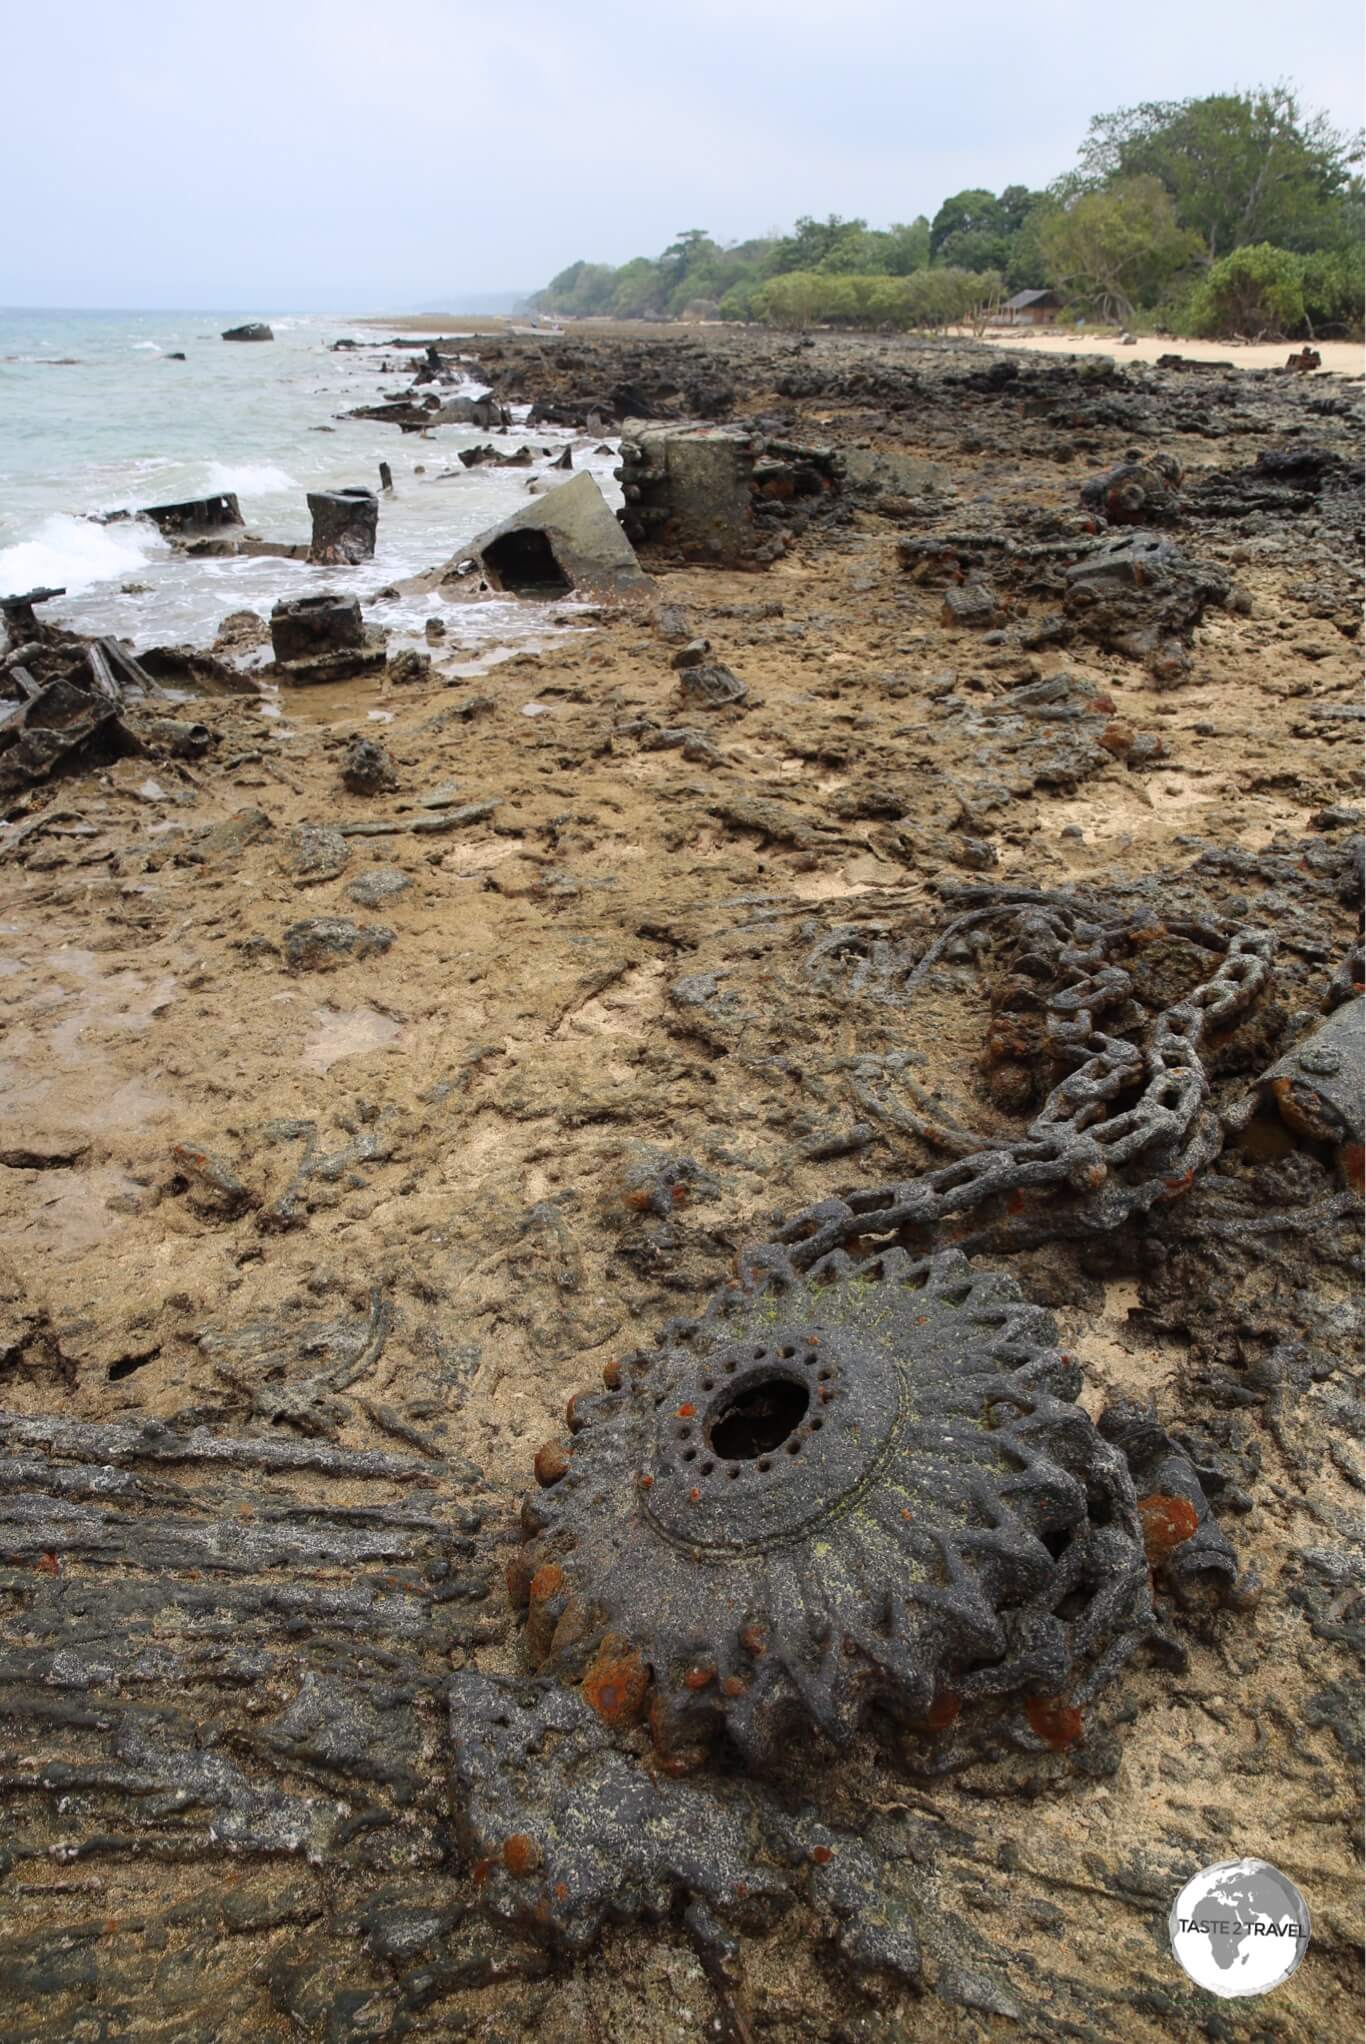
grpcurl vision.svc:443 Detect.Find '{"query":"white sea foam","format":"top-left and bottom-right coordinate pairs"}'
top-left (204, 462), bottom-right (298, 497)
top-left (0, 514), bottom-right (166, 598)
top-left (132, 341), bottom-right (161, 352)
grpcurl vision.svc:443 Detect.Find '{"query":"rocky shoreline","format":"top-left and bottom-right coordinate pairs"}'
top-left (0, 327), bottom-right (1362, 2043)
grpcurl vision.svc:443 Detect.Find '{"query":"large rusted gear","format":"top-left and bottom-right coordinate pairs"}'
top-left (513, 1248), bottom-right (1165, 1773)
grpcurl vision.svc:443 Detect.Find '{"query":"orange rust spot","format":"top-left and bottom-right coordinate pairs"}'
top-left (739, 1623), bottom-right (767, 1656)
top-left (1006, 1189), bottom-right (1027, 1215)
top-left (533, 1440), bottom-right (570, 1488)
top-left (1026, 1696), bottom-right (1084, 1750)
top-left (565, 1393), bottom-right (583, 1432)
top-left (670, 1183), bottom-right (689, 1205)
top-left (1341, 1142), bottom-right (1364, 1195)
top-left (1160, 1168), bottom-right (1195, 1200)
top-left (900, 1507), bottom-right (911, 1522)
top-left (920, 1691), bottom-right (962, 1732)
top-left (683, 1664), bottom-right (716, 1690)
top-left (472, 1856), bottom-right (496, 1888)
top-left (583, 1639), bottom-right (650, 1728)
top-left (638, 1473), bottom-right (653, 1490)
top-left (808, 1844), bottom-right (834, 1864)
top-left (623, 1188), bottom-right (654, 1211)
top-left (720, 1675), bottom-right (747, 1698)
top-left (1137, 1492), bottom-right (1200, 1562)
top-left (689, 1487), bottom-right (702, 1504)
top-left (656, 1750), bottom-right (703, 1777)
top-left (502, 1833), bottom-right (542, 1877)
top-left (35, 1552), bottom-right (60, 1575)
top-left (530, 1564), bottom-right (564, 1602)
top-left (676, 1403), bottom-right (697, 1418)
top-left (554, 1882), bottom-right (569, 1902)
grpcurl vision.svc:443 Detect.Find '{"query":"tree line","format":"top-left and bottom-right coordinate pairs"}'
top-left (531, 87), bottom-right (1363, 339)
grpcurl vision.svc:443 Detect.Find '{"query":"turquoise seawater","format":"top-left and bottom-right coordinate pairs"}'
top-left (0, 308), bottom-right (615, 656)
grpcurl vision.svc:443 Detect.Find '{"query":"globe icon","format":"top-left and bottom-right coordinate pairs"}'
top-left (1169, 1858), bottom-right (1311, 1998)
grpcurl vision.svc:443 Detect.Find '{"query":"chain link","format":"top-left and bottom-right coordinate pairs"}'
top-left (753, 896), bottom-right (1275, 1271)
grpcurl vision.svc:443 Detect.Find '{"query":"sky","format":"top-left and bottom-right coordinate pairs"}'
top-left (3, 0), bottom-right (1362, 310)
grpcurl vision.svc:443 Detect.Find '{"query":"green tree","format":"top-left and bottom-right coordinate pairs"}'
top-left (930, 188), bottom-right (1001, 257)
top-left (1299, 248), bottom-right (1366, 333)
top-left (610, 258), bottom-right (662, 316)
top-left (753, 271), bottom-right (824, 327)
top-left (766, 214), bottom-right (869, 275)
top-left (1039, 175), bottom-right (1201, 320)
top-left (1186, 243), bottom-right (1306, 335)
top-left (1005, 201), bottom-right (1053, 290)
top-left (932, 187), bottom-right (1051, 277)
top-left (1076, 87), bottom-right (1364, 259)
top-left (881, 217), bottom-right (932, 274)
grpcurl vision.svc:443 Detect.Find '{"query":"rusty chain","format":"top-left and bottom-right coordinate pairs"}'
top-left (748, 893), bottom-right (1276, 1270)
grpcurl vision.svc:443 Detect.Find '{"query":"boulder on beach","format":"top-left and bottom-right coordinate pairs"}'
top-left (222, 322), bottom-right (274, 342)
top-left (435, 473), bottom-right (652, 600)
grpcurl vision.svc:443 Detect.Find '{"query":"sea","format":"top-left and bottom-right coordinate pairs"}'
top-left (0, 307), bottom-right (618, 668)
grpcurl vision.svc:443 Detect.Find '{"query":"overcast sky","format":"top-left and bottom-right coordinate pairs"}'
top-left (4, 0), bottom-right (1362, 309)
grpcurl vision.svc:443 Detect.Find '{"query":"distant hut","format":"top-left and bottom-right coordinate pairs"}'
top-left (1003, 288), bottom-right (1061, 327)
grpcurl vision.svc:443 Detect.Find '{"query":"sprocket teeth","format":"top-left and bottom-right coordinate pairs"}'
top-left (513, 1252), bottom-right (1165, 1771)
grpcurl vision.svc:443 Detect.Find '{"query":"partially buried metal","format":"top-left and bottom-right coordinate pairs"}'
top-left (515, 1247), bottom-right (1189, 1775)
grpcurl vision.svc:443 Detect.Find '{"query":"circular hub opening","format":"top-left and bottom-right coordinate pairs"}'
top-left (709, 1376), bottom-right (810, 1461)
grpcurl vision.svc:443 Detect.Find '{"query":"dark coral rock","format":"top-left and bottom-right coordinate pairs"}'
top-left (448, 1670), bottom-right (922, 1986)
top-left (515, 1248), bottom-right (1166, 1772)
top-left (341, 735), bottom-right (398, 795)
top-left (449, 1673), bottom-right (791, 1956)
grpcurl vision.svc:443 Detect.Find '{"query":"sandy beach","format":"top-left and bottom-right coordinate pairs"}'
top-left (980, 325), bottom-right (1366, 375)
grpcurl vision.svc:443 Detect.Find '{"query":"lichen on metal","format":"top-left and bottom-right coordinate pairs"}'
top-left (515, 1248), bottom-right (1166, 1772)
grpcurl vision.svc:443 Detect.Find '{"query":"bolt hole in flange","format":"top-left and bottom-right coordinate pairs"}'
top-left (709, 1375), bottom-right (811, 1461)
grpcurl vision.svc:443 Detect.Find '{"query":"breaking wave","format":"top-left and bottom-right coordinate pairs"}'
top-left (0, 514), bottom-right (166, 597)
top-left (204, 462), bottom-right (297, 497)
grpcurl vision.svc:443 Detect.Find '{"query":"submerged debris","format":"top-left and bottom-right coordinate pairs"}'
top-left (307, 485), bottom-right (379, 565)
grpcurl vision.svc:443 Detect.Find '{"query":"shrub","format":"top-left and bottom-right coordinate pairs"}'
top-left (1187, 243), bottom-right (1306, 337)
top-left (1299, 250), bottom-right (1365, 335)
top-left (750, 268), bottom-right (1002, 330)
